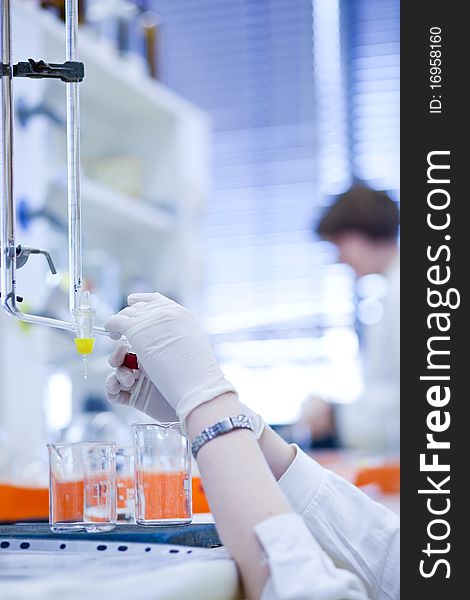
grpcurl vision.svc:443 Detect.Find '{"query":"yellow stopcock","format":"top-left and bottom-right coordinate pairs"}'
top-left (74, 337), bottom-right (95, 355)
top-left (73, 293), bottom-right (96, 377)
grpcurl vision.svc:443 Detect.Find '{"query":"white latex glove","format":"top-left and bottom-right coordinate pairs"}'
top-left (105, 344), bottom-right (177, 422)
top-left (104, 293), bottom-right (238, 428)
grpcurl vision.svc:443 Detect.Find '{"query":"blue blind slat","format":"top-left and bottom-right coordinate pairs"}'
top-left (151, 0), bottom-right (399, 331)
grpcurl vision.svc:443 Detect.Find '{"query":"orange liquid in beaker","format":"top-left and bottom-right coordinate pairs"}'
top-left (138, 471), bottom-right (190, 520)
top-left (51, 477), bottom-right (84, 523)
top-left (52, 474), bottom-right (113, 523)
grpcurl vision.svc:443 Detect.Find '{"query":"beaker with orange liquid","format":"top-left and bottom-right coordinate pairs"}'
top-left (47, 442), bottom-right (117, 532)
top-left (132, 423), bottom-right (192, 526)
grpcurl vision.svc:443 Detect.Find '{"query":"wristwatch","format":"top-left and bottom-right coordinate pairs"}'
top-left (191, 414), bottom-right (254, 458)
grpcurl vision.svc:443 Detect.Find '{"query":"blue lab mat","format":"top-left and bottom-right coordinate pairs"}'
top-left (0, 522), bottom-right (221, 548)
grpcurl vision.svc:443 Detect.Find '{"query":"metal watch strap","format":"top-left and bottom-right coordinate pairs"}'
top-left (191, 414), bottom-right (254, 458)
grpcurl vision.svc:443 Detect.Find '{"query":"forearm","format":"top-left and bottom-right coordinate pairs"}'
top-left (187, 396), bottom-right (371, 600)
top-left (186, 393), bottom-right (294, 600)
top-left (219, 399), bottom-right (296, 481)
top-left (243, 408), bottom-right (399, 598)
top-left (257, 423), bottom-right (296, 480)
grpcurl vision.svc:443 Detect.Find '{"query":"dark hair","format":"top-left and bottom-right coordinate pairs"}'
top-left (316, 185), bottom-right (399, 242)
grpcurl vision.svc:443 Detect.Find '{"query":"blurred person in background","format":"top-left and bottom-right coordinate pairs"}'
top-left (302, 184), bottom-right (400, 455)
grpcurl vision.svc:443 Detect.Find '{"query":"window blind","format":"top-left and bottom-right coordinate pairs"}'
top-left (149, 0), bottom-right (399, 420)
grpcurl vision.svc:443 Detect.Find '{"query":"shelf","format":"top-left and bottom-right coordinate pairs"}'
top-left (13, 1), bottom-right (209, 125)
top-left (81, 177), bottom-right (174, 232)
top-left (12, 0), bottom-right (209, 301)
top-left (46, 175), bottom-right (174, 248)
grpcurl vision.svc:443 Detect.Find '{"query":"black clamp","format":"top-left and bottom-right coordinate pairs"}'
top-left (0, 293), bottom-right (23, 303)
top-left (13, 58), bottom-right (84, 82)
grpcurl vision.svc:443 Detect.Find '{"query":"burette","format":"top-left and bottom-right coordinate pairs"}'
top-left (65, 0), bottom-right (94, 376)
top-left (0, 0), bottom-right (110, 376)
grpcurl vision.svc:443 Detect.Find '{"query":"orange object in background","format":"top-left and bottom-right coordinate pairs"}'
top-left (192, 476), bottom-right (210, 513)
top-left (1, 467), bottom-right (396, 523)
top-left (0, 484), bottom-right (48, 521)
top-left (50, 478), bottom-right (84, 523)
top-left (354, 462), bottom-right (400, 493)
top-left (1, 476), bottom-right (210, 522)
top-left (137, 470), bottom-right (190, 520)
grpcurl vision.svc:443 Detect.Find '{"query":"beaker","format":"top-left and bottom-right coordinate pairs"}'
top-left (116, 446), bottom-right (135, 523)
top-left (47, 442), bottom-right (117, 532)
top-left (132, 423), bottom-right (192, 526)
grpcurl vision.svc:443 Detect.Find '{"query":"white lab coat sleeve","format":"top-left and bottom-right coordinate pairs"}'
top-left (277, 446), bottom-right (400, 600)
top-left (256, 514), bottom-right (369, 600)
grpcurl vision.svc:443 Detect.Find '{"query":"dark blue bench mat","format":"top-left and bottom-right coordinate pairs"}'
top-left (0, 522), bottom-right (220, 548)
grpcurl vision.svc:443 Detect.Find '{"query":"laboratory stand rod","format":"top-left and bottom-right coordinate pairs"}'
top-left (1, 0), bottom-right (16, 308)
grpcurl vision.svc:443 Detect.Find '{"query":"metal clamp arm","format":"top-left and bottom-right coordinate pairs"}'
top-left (15, 245), bottom-right (57, 274)
top-left (13, 59), bottom-right (84, 82)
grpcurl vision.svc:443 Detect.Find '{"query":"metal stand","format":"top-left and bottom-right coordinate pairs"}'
top-left (0, 0), bottom-right (107, 335)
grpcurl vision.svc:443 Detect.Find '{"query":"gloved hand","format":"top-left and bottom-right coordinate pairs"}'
top-left (105, 344), bottom-right (177, 422)
top-left (105, 293), bottom-right (238, 428)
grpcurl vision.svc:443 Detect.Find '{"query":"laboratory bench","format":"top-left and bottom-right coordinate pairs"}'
top-left (0, 521), bottom-right (241, 600)
top-left (0, 453), bottom-right (399, 599)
